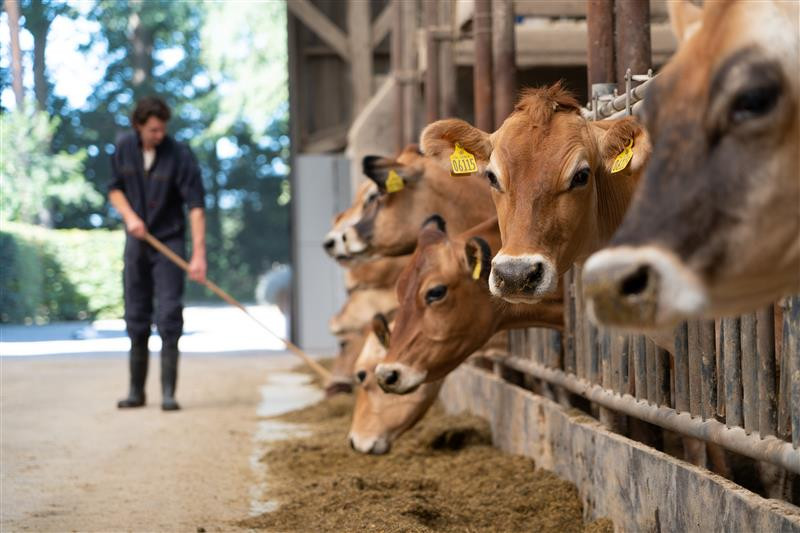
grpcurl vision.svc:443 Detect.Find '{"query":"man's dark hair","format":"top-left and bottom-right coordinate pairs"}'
top-left (131, 96), bottom-right (171, 125)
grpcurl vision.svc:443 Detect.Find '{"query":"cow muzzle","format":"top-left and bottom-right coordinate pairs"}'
top-left (323, 229), bottom-right (354, 262)
top-left (489, 253), bottom-right (558, 302)
top-left (348, 432), bottom-right (390, 455)
top-left (582, 245), bottom-right (708, 329)
top-left (343, 226), bottom-right (370, 257)
top-left (374, 363), bottom-right (426, 395)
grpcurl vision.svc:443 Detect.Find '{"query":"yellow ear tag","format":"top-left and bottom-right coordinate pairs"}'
top-left (385, 169), bottom-right (404, 193)
top-left (610, 139), bottom-right (634, 174)
top-left (472, 258), bottom-right (482, 280)
top-left (449, 142), bottom-right (478, 175)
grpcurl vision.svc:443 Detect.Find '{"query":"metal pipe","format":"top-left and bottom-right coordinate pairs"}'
top-left (424, 0), bottom-right (440, 124)
top-left (400, 0), bottom-right (418, 146)
top-left (391, 0), bottom-right (404, 151)
top-left (438, 0), bottom-right (457, 118)
top-left (492, 0), bottom-right (515, 128)
top-left (586, 0), bottom-right (615, 88)
top-left (473, 0), bottom-right (493, 131)
top-left (614, 0), bottom-right (651, 94)
top-left (496, 355), bottom-right (800, 474)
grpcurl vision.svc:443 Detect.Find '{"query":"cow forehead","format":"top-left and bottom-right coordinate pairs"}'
top-left (397, 238), bottom-right (463, 303)
top-left (492, 113), bottom-right (592, 181)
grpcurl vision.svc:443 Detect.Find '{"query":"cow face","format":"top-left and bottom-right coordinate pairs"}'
top-left (343, 144), bottom-right (494, 260)
top-left (373, 219), bottom-right (496, 394)
top-left (421, 84), bottom-right (650, 305)
top-left (323, 180), bottom-right (380, 264)
top-left (348, 328), bottom-right (443, 454)
top-left (583, 0), bottom-right (800, 329)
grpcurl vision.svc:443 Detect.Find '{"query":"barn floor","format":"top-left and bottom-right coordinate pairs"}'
top-left (1, 351), bottom-right (300, 532)
top-left (241, 371), bottom-right (615, 533)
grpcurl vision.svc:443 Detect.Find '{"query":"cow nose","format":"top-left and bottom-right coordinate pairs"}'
top-left (490, 255), bottom-right (552, 299)
top-left (619, 265), bottom-right (652, 297)
top-left (583, 258), bottom-right (661, 326)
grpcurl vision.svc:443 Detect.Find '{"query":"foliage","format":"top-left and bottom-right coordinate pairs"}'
top-left (0, 107), bottom-right (102, 226)
top-left (0, 222), bottom-right (124, 323)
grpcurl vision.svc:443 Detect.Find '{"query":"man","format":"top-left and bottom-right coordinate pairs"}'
top-left (109, 96), bottom-right (207, 411)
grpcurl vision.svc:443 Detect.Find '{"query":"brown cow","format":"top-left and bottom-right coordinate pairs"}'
top-left (420, 83), bottom-right (651, 306)
top-left (582, 0), bottom-right (800, 329)
top-left (323, 180), bottom-right (380, 263)
top-left (374, 216), bottom-right (564, 394)
top-left (329, 287), bottom-right (397, 336)
top-left (340, 144), bottom-right (496, 260)
top-left (348, 322), bottom-right (443, 454)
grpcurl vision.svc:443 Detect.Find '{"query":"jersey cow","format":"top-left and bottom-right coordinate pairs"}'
top-left (420, 84), bottom-right (651, 307)
top-left (374, 216), bottom-right (564, 394)
top-left (583, 0), bottom-right (800, 329)
top-left (339, 145), bottom-right (496, 260)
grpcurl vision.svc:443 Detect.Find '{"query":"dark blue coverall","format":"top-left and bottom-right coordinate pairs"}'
top-left (109, 132), bottom-right (205, 344)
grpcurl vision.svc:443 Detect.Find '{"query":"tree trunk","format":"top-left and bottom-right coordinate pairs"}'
top-left (6, 0), bottom-right (25, 109)
top-left (29, 0), bottom-right (52, 110)
top-left (128, 3), bottom-right (154, 89)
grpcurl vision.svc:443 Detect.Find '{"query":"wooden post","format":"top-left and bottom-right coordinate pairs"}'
top-left (348, 0), bottom-right (373, 116)
top-left (424, 0), bottom-right (440, 124)
top-left (757, 306), bottom-right (777, 437)
top-left (587, 0), bottom-right (615, 87)
top-left (492, 0), bottom-right (515, 128)
top-left (674, 322), bottom-right (690, 413)
top-left (723, 317), bottom-right (743, 428)
top-left (438, 0), bottom-right (457, 118)
top-left (614, 0), bottom-right (651, 91)
top-left (473, 0), bottom-right (493, 132)
top-left (740, 312), bottom-right (758, 433)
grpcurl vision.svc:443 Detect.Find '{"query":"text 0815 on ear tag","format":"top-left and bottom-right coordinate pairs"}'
top-left (611, 139), bottom-right (634, 174)
top-left (450, 143), bottom-right (478, 175)
top-left (385, 169), bottom-right (404, 193)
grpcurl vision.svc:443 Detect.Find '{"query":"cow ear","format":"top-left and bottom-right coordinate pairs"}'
top-left (362, 155), bottom-right (422, 194)
top-left (464, 237), bottom-right (491, 283)
top-left (421, 214), bottom-right (447, 234)
top-left (420, 119), bottom-right (492, 175)
top-left (596, 117), bottom-right (652, 176)
top-left (667, 0), bottom-right (703, 43)
top-left (372, 313), bottom-right (391, 349)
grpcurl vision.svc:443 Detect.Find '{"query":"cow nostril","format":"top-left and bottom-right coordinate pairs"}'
top-left (356, 370), bottom-right (367, 383)
top-left (323, 238), bottom-right (335, 250)
top-left (349, 438), bottom-right (356, 450)
top-left (525, 263), bottom-right (543, 288)
top-left (342, 233), bottom-right (348, 242)
top-left (620, 265), bottom-right (650, 296)
top-left (384, 370), bottom-right (399, 385)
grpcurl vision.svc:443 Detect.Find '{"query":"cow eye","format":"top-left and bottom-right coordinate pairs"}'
top-left (363, 191), bottom-right (379, 207)
top-left (425, 284), bottom-right (448, 305)
top-left (356, 370), bottom-right (367, 383)
top-left (485, 170), bottom-right (501, 191)
top-left (730, 83), bottom-right (780, 125)
top-left (569, 168), bottom-right (590, 189)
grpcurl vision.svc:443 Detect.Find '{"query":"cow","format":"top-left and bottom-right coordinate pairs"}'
top-left (339, 144), bottom-right (496, 260)
top-left (374, 216), bottom-right (564, 394)
top-left (582, 0), bottom-right (800, 329)
top-left (420, 83), bottom-right (651, 307)
top-left (344, 255), bottom-right (410, 292)
top-left (348, 320), bottom-right (444, 454)
top-left (329, 287), bottom-right (397, 337)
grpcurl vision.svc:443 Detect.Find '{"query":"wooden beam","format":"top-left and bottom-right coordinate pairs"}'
top-left (287, 0), bottom-right (350, 61)
top-left (371, 2), bottom-right (393, 49)
top-left (348, 0), bottom-right (372, 115)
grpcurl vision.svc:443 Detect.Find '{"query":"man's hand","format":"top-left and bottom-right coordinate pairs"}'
top-left (125, 214), bottom-right (147, 239)
top-left (188, 252), bottom-right (207, 284)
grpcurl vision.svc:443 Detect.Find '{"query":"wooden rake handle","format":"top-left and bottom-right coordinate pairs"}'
top-left (143, 232), bottom-right (333, 383)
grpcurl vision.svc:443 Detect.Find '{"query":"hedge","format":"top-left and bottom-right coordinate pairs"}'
top-left (0, 223), bottom-right (125, 324)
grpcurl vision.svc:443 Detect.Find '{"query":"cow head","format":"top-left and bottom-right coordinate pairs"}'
top-left (583, 0), bottom-right (800, 329)
top-left (373, 216), bottom-right (499, 394)
top-left (341, 144), bottom-right (494, 259)
top-left (421, 83), bottom-right (650, 305)
top-left (323, 180), bottom-right (380, 264)
top-left (347, 322), bottom-right (443, 454)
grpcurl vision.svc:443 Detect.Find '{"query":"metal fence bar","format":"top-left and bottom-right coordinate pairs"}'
top-left (723, 317), bottom-right (743, 428)
top-left (633, 335), bottom-right (647, 400)
top-left (757, 306), bottom-right (778, 437)
top-left (496, 355), bottom-right (800, 474)
top-left (740, 312), bottom-right (758, 433)
top-left (674, 322), bottom-right (690, 414)
top-left (697, 320), bottom-right (717, 421)
top-left (595, 75), bottom-right (653, 119)
top-left (687, 321), bottom-right (702, 416)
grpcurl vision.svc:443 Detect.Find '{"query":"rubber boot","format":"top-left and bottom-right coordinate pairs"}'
top-left (117, 335), bottom-right (149, 408)
top-left (160, 339), bottom-right (181, 411)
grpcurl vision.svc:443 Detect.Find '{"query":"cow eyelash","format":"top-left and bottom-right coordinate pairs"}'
top-left (729, 83), bottom-right (780, 125)
top-left (424, 284), bottom-right (448, 305)
top-left (569, 167), bottom-right (590, 190)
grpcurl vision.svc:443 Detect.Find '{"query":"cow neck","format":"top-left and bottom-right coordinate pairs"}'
top-left (493, 295), bottom-right (565, 332)
top-left (426, 171), bottom-right (492, 231)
